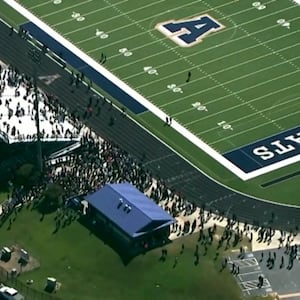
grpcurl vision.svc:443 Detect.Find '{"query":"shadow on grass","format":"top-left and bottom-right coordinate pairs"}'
top-left (33, 199), bottom-right (58, 216)
top-left (77, 215), bottom-right (172, 265)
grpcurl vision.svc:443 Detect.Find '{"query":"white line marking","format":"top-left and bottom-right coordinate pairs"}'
top-left (30, 0), bottom-right (52, 10)
top-left (79, 0), bottom-right (245, 50)
top-left (53, 0), bottom-right (129, 27)
top-left (140, 43), bottom-right (300, 94)
top-left (163, 65), bottom-right (300, 119)
top-left (239, 270), bottom-right (262, 276)
top-left (211, 109), bottom-right (300, 146)
top-left (40, 0), bottom-right (94, 18)
top-left (108, 0), bottom-right (291, 71)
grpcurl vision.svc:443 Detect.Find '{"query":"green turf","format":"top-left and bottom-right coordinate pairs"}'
top-left (0, 207), bottom-right (252, 300)
top-left (1, 0), bottom-right (300, 205)
top-left (0, 192), bottom-right (8, 204)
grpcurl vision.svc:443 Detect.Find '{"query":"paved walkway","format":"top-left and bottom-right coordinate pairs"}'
top-left (161, 194), bottom-right (300, 252)
top-left (144, 178), bottom-right (300, 252)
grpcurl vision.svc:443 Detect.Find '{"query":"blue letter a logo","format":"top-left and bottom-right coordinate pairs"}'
top-left (156, 14), bottom-right (224, 47)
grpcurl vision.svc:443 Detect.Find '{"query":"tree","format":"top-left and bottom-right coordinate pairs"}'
top-left (38, 183), bottom-right (64, 214)
top-left (14, 163), bottom-right (41, 188)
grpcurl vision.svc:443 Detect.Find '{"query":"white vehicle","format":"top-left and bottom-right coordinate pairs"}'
top-left (0, 285), bottom-right (24, 300)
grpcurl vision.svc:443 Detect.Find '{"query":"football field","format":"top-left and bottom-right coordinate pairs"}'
top-left (1, 0), bottom-right (300, 204)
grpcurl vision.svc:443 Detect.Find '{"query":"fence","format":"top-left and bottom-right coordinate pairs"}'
top-left (0, 265), bottom-right (60, 300)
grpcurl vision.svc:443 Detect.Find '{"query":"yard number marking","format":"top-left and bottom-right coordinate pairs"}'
top-left (143, 66), bottom-right (158, 76)
top-left (192, 102), bottom-right (208, 112)
top-left (53, 0), bottom-right (62, 4)
top-left (277, 19), bottom-right (290, 29)
top-left (218, 121), bottom-right (233, 130)
top-left (252, 2), bottom-right (266, 10)
top-left (96, 29), bottom-right (109, 39)
top-left (71, 12), bottom-right (85, 22)
top-left (119, 48), bottom-right (133, 57)
top-left (167, 84), bottom-right (183, 93)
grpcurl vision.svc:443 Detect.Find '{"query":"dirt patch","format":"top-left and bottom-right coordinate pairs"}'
top-left (0, 245), bottom-right (40, 275)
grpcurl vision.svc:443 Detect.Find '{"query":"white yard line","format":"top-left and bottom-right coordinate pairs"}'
top-left (68, 0), bottom-right (241, 38)
top-left (149, 56), bottom-right (300, 104)
top-left (158, 54), bottom-right (300, 110)
top-left (107, 0), bottom-right (299, 134)
top-left (202, 0), bottom-right (300, 72)
top-left (137, 42), bottom-right (300, 91)
top-left (53, 0), bottom-right (129, 27)
top-left (50, 0), bottom-right (300, 153)
top-left (173, 54), bottom-right (300, 123)
top-left (80, 0), bottom-right (243, 49)
top-left (122, 25), bottom-right (299, 82)
top-left (109, 0), bottom-right (291, 71)
top-left (29, 0), bottom-right (53, 10)
top-left (195, 95), bottom-right (300, 137)
top-left (54, 0), bottom-right (169, 28)
top-left (179, 82), bottom-right (300, 125)
top-left (102, 0), bottom-right (285, 131)
top-left (178, 71), bottom-right (300, 129)
top-left (40, 0), bottom-right (94, 18)
top-left (210, 110), bottom-right (300, 146)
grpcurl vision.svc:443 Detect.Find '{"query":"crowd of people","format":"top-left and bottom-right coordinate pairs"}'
top-left (45, 129), bottom-right (154, 198)
top-left (0, 60), bottom-right (299, 300)
top-left (0, 61), bottom-right (203, 231)
top-left (0, 64), bottom-right (81, 143)
top-left (0, 64), bottom-right (299, 276)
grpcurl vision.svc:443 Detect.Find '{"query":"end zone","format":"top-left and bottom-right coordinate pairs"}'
top-left (224, 126), bottom-right (300, 174)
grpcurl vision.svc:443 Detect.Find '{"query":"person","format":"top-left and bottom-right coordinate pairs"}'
top-left (99, 53), bottom-right (104, 63)
top-left (186, 71), bottom-right (191, 82)
top-left (165, 116), bottom-right (169, 125)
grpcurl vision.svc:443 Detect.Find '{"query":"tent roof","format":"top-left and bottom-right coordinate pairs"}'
top-left (85, 183), bottom-right (175, 238)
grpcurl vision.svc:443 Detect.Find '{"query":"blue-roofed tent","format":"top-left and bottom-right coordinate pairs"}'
top-left (85, 183), bottom-right (175, 239)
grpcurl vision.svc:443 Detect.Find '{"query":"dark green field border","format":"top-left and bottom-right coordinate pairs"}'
top-left (261, 171), bottom-right (300, 188)
top-left (1, 1), bottom-right (300, 207)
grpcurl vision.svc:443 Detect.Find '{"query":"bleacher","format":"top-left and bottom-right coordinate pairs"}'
top-left (0, 63), bottom-right (82, 144)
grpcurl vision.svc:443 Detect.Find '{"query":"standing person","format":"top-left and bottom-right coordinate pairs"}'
top-left (186, 71), bottom-right (191, 82)
top-left (165, 116), bottom-right (169, 125)
top-left (99, 53), bottom-right (104, 63)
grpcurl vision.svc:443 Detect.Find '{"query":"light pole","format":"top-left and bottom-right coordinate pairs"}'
top-left (28, 48), bottom-right (43, 173)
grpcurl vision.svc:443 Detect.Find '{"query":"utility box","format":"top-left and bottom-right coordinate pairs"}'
top-left (1, 247), bottom-right (11, 262)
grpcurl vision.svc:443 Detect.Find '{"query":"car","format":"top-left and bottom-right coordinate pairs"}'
top-left (65, 197), bottom-right (83, 210)
top-left (0, 285), bottom-right (24, 300)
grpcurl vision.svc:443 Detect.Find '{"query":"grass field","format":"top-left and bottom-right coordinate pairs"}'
top-left (0, 207), bottom-right (252, 300)
top-left (0, 192), bottom-right (8, 204)
top-left (1, 0), bottom-right (300, 204)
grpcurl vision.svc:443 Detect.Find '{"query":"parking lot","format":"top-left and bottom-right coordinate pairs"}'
top-left (228, 253), bottom-right (272, 298)
top-left (228, 248), bottom-right (300, 299)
